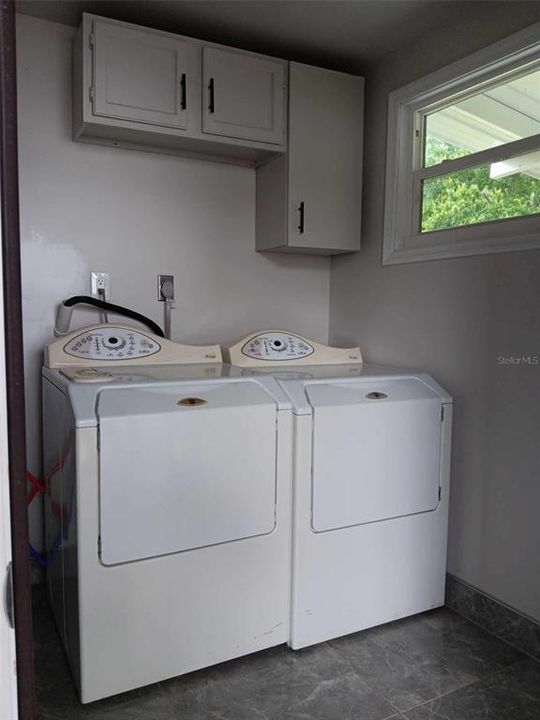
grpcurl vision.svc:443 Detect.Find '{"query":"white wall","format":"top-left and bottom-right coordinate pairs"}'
top-left (330, 4), bottom-right (540, 622)
top-left (17, 14), bottom-right (330, 558)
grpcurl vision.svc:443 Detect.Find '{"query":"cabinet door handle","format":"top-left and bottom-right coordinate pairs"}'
top-left (180, 73), bottom-right (187, 110)
top-left (208, 78), bottom-right (215, 113)
top-left (298, 202), bottom-right (305, 234)
top-left (4, 562), bottom-right (14, 629)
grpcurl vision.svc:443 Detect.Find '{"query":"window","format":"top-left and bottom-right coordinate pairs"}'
top-left (383, 23), bottom-right (540, 264)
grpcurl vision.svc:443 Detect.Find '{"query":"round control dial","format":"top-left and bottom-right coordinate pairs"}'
top-left (102, 335), bottom-right (127, 350)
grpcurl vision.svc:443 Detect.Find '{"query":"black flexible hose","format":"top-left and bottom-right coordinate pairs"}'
top-left (62, 296), bottom-right (165, 337)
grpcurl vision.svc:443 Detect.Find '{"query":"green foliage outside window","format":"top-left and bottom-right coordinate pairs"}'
top-left (421, 137), bottom-right (540, 232)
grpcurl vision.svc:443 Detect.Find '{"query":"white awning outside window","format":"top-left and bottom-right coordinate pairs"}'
top-left (426, 68), bottom-right (540, 178)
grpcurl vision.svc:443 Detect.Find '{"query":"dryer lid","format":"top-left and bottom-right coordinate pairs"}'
top-left (280, 369), bottom-right (452, 415)
top-left (306, 376), bottom-right (442, 407)
top-left (308, 377), bottom-right (444, 532)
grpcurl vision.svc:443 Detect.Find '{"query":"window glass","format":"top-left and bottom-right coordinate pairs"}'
top-left (383, 26), bottom-right (540, 263)
top-left (424, 67), bottom-right (540, 168)
top-left (421, 153), bottom-right (540, 232)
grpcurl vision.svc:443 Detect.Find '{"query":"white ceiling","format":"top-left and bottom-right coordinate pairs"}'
top-left (15, 0), bottom-right (499, 72)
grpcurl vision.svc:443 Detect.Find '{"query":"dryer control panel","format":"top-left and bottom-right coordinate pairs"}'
top-left (242, 332), bottom-right (314, 361)
top-left (223, 330), bottom-right (363, 367)
top-left (64, 327), bottom-right (160, 361)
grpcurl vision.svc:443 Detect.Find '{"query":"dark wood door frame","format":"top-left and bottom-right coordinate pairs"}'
top-left (0, 2), bottom-right (37, 718)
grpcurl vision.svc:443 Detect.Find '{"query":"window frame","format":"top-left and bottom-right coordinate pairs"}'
top-left (383, 22), bottom-right (540, 265)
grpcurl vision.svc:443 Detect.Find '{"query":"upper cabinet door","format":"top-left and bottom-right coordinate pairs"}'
top-left (92, 19), bottom-right (195, 130)
top-left (202, 47), bottom-right (286, 145)
top-left (287, 63), bottom-right (364, 253)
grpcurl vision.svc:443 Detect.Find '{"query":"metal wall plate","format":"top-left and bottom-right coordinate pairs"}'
top-left (157, 274), bottom-right (174, 301)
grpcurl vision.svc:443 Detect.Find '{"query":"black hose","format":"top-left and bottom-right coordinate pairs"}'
top-left (63, 296), bottom-right (165, 337)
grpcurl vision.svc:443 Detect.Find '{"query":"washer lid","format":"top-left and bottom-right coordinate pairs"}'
top-left (97, 381), bottom-right (279, 566)
top-left (97, 379), bottom-right (274, 418)
top-left (42, 366), bottom-right (292, 428)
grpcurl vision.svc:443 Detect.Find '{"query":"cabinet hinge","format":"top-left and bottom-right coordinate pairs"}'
top-left (89, 85), bottom-right (95, 102)
top-left (89, 32), bottom-right (95, 49)
top-left (438, 486), bottom-right (442, 502)
top-left (97, 536), bottom-right (102, 557)
top-left (441, 406), bottom-right (445, 422)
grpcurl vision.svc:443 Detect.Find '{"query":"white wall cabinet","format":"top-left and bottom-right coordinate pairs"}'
top-left (256, 63), bottom-right (364, 254)
top-left (73, 17), bottom-right (364, 255)
top-left (202, 47), bottom-right (286, 145)
top-left (92, 19), bottom-right (195, 131)
top-left (74, 14), bottom-right (288, 166)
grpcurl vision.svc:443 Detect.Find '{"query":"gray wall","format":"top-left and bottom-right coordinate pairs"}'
top-left (17, 14), bottom-right (330, 559)
top-left (330, 4), bottom-right (540, 622)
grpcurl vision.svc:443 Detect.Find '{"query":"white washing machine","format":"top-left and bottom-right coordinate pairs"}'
top-left (223, 330), bottom-right (453, 649)
top-left (42, 324), bottom-right (293, 703)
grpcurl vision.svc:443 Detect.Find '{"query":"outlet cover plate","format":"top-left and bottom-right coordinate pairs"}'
top-left (91, 271), bottom-right (110, 300)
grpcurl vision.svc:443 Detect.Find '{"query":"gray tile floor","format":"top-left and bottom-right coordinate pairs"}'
top-left (33, 589), bottom-right (540, 720)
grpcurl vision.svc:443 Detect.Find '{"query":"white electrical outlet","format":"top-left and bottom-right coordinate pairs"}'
top-left (91, 271), bottom-right (110, 300)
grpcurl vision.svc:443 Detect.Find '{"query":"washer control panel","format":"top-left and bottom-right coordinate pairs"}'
top-left (241, 332), bottom-right (314, 361)
top-left (64, 327), bottom-right (160, 361)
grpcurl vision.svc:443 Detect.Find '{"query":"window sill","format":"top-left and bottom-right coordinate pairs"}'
top-left (383, 215), bottom-right (540, 264)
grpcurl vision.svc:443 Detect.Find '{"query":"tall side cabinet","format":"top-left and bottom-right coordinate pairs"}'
top-left (256, 63), bottom-right (364, 254)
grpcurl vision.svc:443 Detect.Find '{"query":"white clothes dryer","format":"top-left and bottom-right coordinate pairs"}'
top-left (42, 324), bottom-right (292, 703)
top-left (224, 330), bottom-right (452, 649)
